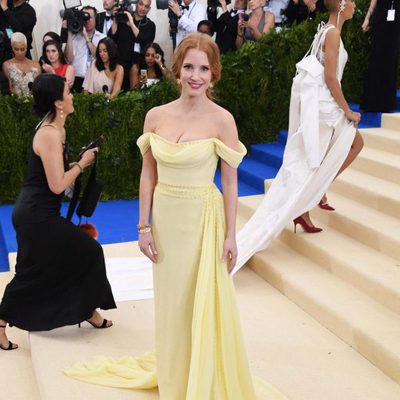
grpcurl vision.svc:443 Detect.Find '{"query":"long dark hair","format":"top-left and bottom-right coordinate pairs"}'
top-left (42, 40), bottom-right (68, 66)
top-left (142, 43), bottom-right (165, 80)
top-left (33, 74), bottom-right (66, 122)
top-left (42, 31), bottom-right (62, 44)
top-left (95, 37), bottom-right (119, 72)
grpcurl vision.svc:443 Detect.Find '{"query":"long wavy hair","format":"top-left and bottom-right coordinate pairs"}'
top-left (42, 40), bottom-right (68, 66)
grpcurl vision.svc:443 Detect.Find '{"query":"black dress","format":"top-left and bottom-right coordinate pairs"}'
top-left (361, 0), bottom-right (400, 112)
top-left (0, 142), bottom-right (116, 331)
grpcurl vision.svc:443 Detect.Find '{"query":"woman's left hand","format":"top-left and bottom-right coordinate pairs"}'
top-left (154, 53), bottom-right (162, 66)
top-left (222, 236), bottom-right (238, 274)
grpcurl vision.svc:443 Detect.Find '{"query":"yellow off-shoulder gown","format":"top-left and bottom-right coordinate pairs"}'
top-left (65, 133), bottom-right (287, 400)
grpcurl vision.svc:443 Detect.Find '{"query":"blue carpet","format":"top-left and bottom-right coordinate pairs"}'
top-left (1, 98), bottom-right (398, 272)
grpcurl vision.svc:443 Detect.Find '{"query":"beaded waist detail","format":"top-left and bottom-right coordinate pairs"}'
top-left (155, 181), bottom-right (219, 200)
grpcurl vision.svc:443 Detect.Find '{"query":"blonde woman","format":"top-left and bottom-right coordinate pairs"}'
top-left (2, 32), bottom-right (40, 97)
top-left (236, 0), bottom-right (275, 48)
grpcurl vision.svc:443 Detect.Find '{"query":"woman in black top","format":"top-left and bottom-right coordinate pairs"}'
top-left (361, 0), bottom-right (400, 112)
top-left (0, 74), bottom-right (116, 350)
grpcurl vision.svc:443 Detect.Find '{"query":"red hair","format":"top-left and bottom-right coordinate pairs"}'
top-left (172, 33), bottom-right (221, 99)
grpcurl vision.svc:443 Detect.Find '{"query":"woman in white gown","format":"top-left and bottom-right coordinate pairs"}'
top-left (235, 0), bottom-right (364, 271)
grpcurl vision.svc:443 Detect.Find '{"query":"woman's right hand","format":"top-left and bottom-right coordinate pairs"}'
top-left (362, 17), bottom-right (370, 32)
top-left (79, 147), bottom-right (99, 169)
top-left (345, 110), bottom-right (361, 127)
top-left (237, 21), bottom-right (245, 36)
top-left (139, 232), bottom-right (158, 262)
top-left (42, 63), bottom-right (54, 74)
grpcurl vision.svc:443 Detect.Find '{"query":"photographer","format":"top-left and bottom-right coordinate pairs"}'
top-left (64, 6), bottom-right (105, 93)
top-left (0, 0), bottom-right (36, 59)
top-left (97, 0), bottom-right (117, 35)
top-left (283, 0), bottom-right (325, 26)
top-left (208, 0), bottom-right (247, 54)
top-left (109, 0), bottom-right (155, 90)
top-left (168, 0), bottom-right (207, 45)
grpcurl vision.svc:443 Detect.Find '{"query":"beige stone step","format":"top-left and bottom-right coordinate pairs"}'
top-left (279, 223), bottom-right (400, 315)
top-left (351, 147), bottom-right (400, 184)
top-left (330, 168), bottom-right (400, 218)
top-left (313, 192), bottom-right (400, 260)
top-left (27, 250), bottom-right (400, 400)
top-left (246, 239), bottom-right (400, 385)
top-left (360, 127), bottom-right (400, 154)
top-left (238, 194), bottom-right (400, 314)
top-left (382, 113), bottom-right (400, 131)
top-left (0, 272), bottom-right (41, 400)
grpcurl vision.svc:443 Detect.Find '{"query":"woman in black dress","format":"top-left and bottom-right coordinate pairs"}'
top-left (0, 74), bottom-right (116, 350)
top-left (361, 0), bottom-right (400, 112)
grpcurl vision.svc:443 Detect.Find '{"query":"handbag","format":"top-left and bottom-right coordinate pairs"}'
top-left (66, 159), bottom-right (103, 222)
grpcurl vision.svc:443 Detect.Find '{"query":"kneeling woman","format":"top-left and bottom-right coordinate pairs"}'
top-left (0, 74), bottom-right (116, 350)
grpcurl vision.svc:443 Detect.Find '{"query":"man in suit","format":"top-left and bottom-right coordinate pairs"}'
top-left (208, 0), bottom-right (247, 54)
top-left (96, 0), bottom-right (117, 35)
top-left (0, 0), bottom-right (36, 58)
top-left (109, 0), bottom-right (155, 90)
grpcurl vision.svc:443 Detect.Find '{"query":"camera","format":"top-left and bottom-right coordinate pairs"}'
top-left (207, 0), bottom-right (230, 8)
top-left (115, 0), bottom-right (138, 23)
top-left (156, 0), bottom-right (181, 38)
top-left (60, 0), bottom-right (90, 34)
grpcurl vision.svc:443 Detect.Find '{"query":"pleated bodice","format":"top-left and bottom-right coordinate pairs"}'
top-left (137, 132), bottom-right (247, 187)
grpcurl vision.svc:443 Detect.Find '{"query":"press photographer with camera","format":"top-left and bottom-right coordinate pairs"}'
top-left (0, 0), bottom-right (36, 59)
top-left (64, 5), bottom-right (106, 93)
top-left (207, 0), bottom-right (247, 54)
top-left (109, 0), bottom-right (155, 91)
top-left (168, 0), bottom-right (207, 45)
top-left (236, 0), bottom-right (274, 48)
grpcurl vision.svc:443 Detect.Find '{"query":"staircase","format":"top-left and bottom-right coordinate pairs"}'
top-left (1, 114), bottom-right (400, 399)
top-left (237, 113), bottom-right (400, 389)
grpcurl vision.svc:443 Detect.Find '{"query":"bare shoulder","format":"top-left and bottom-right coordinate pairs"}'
top-left (143, 101), bottom-right (176, 133)
top-left (213, 105), bottom-right (239, 146)
top-left (325, 26), bottom-right (341, 45)
top-left (33, 126), bottom-right (64, 153)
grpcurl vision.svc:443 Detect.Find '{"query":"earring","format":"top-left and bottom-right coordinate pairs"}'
top-left (176, 78), bottom-right (181, 87)
top-left (210, 83), bottom-right (214, 89)
top-left (60, 108), bottom-right (64, 119)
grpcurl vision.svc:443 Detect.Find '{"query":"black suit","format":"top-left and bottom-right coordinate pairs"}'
top-left (1, 1), bottom-right (36, 58)
top-left (96, 12), bottom-right (114, 36)
top-left (209, 8), bottom-right (240, 55)
top-left (109, 15), bottom-right (156, 89)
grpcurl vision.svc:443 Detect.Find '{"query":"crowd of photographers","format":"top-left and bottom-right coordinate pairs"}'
top-left (0, 0), bottom-right (325, 98)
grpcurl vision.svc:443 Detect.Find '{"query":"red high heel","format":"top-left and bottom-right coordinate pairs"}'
top-left (293, 216), bottom-right (323, 234)
top-left (318, 200), bottom-right (335, 211)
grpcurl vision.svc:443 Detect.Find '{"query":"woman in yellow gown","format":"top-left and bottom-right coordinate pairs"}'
top-left (65, 33), bottom-right (286, 400)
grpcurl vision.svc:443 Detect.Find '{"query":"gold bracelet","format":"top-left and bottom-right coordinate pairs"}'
top-left (137, 223), bottom-right (151, 234)
top-left (71, 162), bottom-right (83, 174)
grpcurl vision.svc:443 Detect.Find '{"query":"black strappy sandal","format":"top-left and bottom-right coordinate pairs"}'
top-left (78, 319), bottom-right (113, 329)
top-left (0, 324), bottom-right (18, 351)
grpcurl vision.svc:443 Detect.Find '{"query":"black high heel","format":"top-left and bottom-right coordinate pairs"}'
top-left (78, 319), bottom-right (112, 329)
top-left (0, 324), bottom-right (18, 351)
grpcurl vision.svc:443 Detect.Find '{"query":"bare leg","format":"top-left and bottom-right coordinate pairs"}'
top-left (319, 130), bottom-right (364, 205)
top-left (336, 129), bottom-right (364, 177)
top-left (0, 319), bottom-right (18, 350)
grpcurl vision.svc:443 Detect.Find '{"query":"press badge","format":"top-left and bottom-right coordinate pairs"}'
top-left (5, 28), bottom-right (13, 39)
top-left (387, 8), bottom-right (395, 21)
top-left (134, 42), bottom-right (141, 53)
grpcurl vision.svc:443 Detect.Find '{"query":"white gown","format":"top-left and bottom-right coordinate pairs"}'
top-left (234, 24), bottom-right (356, 273)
